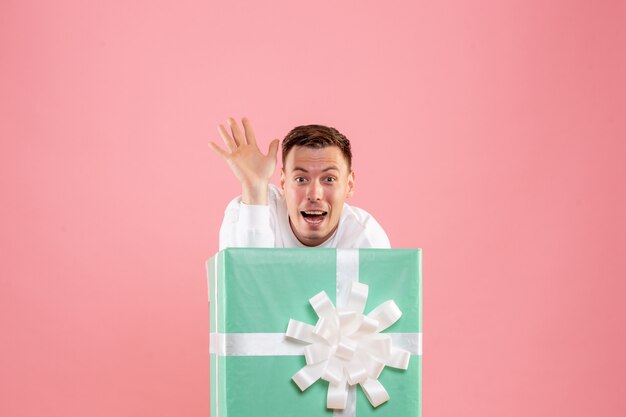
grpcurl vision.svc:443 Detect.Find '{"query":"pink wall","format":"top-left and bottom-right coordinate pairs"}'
top-left (1, 0), bottom-right (625, 416)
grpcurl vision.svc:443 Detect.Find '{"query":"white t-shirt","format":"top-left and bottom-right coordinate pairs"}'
top-left (219, 184), bottom-right (391, 250)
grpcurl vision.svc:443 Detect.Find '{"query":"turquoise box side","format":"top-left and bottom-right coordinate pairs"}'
top-left (207, 248), bottom-right (422, 417)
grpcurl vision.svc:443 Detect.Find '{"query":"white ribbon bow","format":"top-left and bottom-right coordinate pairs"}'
top-left (285, 281), bottom-right (411, 410)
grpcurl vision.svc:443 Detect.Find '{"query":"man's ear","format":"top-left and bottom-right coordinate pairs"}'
top-left (280, 168), bottom-right (286, 192)
top-left (347, 170), bottom-right (355, 198)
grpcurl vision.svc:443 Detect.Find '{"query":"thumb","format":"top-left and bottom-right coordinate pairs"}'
top-left (267, 139), bottom-right (280, 159)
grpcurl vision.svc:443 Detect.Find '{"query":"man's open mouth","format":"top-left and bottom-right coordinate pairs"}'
top-left (301, 210), bottom-right (328, 224)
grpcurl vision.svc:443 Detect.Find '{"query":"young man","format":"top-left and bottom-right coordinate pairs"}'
top-left (209, 117), bottom-right (390, 249)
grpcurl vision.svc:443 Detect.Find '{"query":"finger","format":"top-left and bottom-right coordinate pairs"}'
top-left (227, 117), bottom-right (245, 147)
top-left (218, 124), bottom-right (237, 152)
top-left (267, 138), bottom-right (280, 159)
top-left (208, 141), bottom-right (229, 159)
top-left (241, 117), bottom-right (256, 145)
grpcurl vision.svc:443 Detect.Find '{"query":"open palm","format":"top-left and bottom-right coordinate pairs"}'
top-left (209, 117), bottom-right (279, 201)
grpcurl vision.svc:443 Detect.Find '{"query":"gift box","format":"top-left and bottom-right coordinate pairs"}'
top-left (207, 248), bottom-right (422, 417)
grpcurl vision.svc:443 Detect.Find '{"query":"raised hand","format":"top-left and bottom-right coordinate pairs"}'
top-left (209, 117), bottom-right (279, 205)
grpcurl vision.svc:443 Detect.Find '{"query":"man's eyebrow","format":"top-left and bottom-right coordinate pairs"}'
top-left (292, 166), bottom-right (340, 173)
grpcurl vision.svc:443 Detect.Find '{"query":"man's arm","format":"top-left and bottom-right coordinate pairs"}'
top-left (218, 193), bottom-right (275, 250)
top-left (209, 117), bottom-right (279, 248)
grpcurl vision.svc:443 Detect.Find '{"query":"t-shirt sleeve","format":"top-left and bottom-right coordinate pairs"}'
top-left (218, 196), bottom-right (275, 250)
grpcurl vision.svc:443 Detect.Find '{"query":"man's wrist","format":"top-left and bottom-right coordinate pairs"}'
top-left (241, 181), bottom-right (270, 205)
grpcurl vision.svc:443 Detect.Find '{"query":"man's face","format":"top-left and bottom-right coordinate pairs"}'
top-left (280, 145), bottom-right (355, 247)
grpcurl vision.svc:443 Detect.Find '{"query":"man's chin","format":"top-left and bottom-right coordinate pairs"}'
top-left (296, 224), bottom-right (340, 246)
top-left (289, 216), bottom-right (337, 246)
top-left (298, 230), bottom-right (326, 242)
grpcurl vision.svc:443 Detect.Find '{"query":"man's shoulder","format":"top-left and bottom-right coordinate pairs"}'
top-left (338, 203), bottom-right (391, 248)
top-left (341, 202), bottom-right (377, 225)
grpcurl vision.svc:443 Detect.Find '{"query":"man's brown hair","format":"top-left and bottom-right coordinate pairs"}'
top-left (282, 125), bottom-right (352, 170)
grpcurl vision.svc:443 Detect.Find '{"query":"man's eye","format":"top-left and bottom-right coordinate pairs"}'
top-left (325, 177), bottom-right (336, 182)
top-left (295, 177), bottom-right (306, 183)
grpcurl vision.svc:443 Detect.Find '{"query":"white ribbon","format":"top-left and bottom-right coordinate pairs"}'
top-left (286, 280), bottom-right (412, 410)
top-left (209, 332), bottom-right (421, 356)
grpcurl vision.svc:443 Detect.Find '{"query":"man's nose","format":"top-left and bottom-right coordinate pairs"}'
top-left (306, 181), bottom-right (323, 201)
